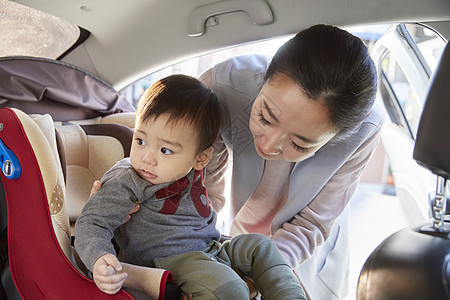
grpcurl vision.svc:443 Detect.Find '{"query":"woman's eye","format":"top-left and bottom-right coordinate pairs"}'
top-left (161, 147), bottom-right (173, 155)
top-left (291, 141), bottom-right (308, 153)
top-left (258, 112), bottom-right (271, 126)
top-left (135, 138), bottom-right (146, 146)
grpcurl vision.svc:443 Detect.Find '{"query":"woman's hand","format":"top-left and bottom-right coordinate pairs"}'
top-left (93, 254), bottom-right (128, 294)
top-left (89, 180), bottom-right (102, 198)
top-left (90, 180), bottom-right (140, 223)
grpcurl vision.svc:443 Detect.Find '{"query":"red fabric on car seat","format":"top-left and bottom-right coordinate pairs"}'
top-left (0, 108), bottom-right (133, 299)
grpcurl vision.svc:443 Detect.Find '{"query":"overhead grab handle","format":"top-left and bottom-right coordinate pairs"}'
top-left (187, 0), bottom-right (274, 37)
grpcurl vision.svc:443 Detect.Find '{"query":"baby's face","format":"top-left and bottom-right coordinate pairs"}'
top-left (130, 114), bottom-right (201, 185)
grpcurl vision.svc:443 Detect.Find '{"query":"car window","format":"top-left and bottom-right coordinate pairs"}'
top-left (0, 0), bottom-right (81, 59)
top-left (122, 23), bottom-right (446, 142)
top-left (380, 52), bottom-right (421, 138)
top-left (120, 36), bottom-right (293, 107)
top-left (377, 23), bottom-right (446, 139)
top-left (120, 24), bottom-right (391, 107)
top-left (405, 23), bottom-right (447, 74)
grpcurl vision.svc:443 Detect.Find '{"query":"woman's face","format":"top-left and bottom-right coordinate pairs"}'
top-left (249, 75), bottom-right (337, 162)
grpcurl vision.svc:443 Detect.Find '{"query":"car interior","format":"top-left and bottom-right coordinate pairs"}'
top-left (1, 0), bottom-right (450, 299)
top-left (357, 41), bottom-right (450, 300)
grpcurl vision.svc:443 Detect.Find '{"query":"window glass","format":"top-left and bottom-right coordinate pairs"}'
top-left (405, 24), bottom-right (446, 73)
top-left (379, 24), bottom-right (446, 139)
top-left (0, 0), bottom-right (80, 59)
top-left (121, 24), bottom-right (391, 106)
top-left (121, 36), bottom-right (292, 107)
top-left (381, 52), bottom-right (421, 137)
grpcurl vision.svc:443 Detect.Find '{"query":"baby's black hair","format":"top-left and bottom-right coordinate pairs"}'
top-left (136, 74), bottom-right (222, 153)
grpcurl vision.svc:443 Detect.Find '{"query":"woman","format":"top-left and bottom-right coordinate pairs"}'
top-left (200, 24), bottom-right (383, 299)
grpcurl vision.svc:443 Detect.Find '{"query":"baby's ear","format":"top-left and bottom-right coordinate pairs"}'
top-left (193, 147), bottom-right (213, 170)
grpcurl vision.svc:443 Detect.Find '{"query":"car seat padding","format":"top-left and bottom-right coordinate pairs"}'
top-left (0, 107), bottom-right (133, 299)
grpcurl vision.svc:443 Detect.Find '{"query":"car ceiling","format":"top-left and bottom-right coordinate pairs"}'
top-left (12, 0), bottom-right (450, 90)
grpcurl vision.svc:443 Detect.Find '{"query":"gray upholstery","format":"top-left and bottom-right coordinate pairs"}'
top-left (0, 57), bottom-right (134, 121)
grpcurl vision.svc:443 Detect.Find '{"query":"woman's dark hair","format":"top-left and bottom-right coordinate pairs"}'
top-left (265, 24), bottom-right (377, 141)
top-left (136, 74), bottom-right (221, 154)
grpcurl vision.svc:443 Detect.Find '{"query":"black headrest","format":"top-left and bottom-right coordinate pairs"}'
top-left (413, 42), bottom-right (450, 179)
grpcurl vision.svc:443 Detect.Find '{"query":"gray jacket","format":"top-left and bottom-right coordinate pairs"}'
top-left (75, 158), bottom-right (220, 271)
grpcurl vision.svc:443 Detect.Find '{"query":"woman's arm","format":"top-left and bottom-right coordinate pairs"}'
top-left (204, 122), bottom-right (229, 213)
top-left (272, 126), bottom-right (382, 268)
top-left (199, 68), bottom-right (212, 88)
top-left (201, 68), bottom-right (230, 213)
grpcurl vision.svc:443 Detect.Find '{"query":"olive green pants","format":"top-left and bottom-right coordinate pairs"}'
top-left (154, 233), bottom-right (306, 300)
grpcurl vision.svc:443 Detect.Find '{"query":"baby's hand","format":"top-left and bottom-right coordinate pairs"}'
top-left (93, 254), bottom-right (128, 294)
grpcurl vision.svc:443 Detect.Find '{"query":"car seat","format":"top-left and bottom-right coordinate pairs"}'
top-left (0, 56), bottom-right (176, 299)
top-left (357, 42), bottom-right (450, 299)
top-left (0, 108), bottom-right (178, 300)
top-left (0, 107), bottom-right (135, 299)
